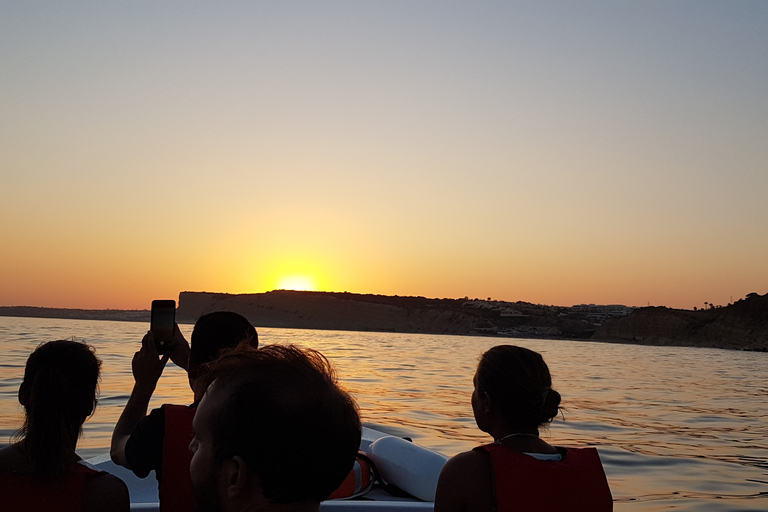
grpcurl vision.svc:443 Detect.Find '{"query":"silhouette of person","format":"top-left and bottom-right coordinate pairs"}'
top-left (190, 343), bottom-right (361, 512)
top-left (0, 340), bottom-right (129, 512)
top-left (111, 311), bottom-right (258, 512)
top-left (435, 345), bottom-right (613, 512)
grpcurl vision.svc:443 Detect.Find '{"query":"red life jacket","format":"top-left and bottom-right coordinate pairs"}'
top-left (0, 460), bottom-right (102, 512)
top-left (480, 443), bottom-right (613, 512)
top-left (327, 452), bottom-right (375, 500)
top-left (161, 404), bottom-right (197, 512)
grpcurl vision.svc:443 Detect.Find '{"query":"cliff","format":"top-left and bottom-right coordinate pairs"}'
top-left (3, 291), bottom-right (766, 352)
top-left (175, 290), bottom-right (608, 339)
top-left (177, 290), bottom-right (768, 351)
top-left (593, 293), bottom-right (768, 351)
top-left (176, 290), bottom-right (486, 334)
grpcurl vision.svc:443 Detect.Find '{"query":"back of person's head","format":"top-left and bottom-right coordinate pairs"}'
top-left (16, 340), bottom-right (101, 479)
top-left (188, 311), bottom-right (258, 380)
top-left (476, 345), bottom-right (561, 431)
top-left (203, 343), bottom-right (361, 504)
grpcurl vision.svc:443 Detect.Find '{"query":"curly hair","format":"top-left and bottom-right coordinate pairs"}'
top-left (203, 343), bottom-right (361, 503)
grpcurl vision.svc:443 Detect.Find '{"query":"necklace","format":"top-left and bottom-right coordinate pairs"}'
top-left (495, 432), bottom-right (539, 443)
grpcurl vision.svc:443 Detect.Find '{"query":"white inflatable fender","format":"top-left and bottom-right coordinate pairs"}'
top-left (368, 436), bottom-right (449, 502)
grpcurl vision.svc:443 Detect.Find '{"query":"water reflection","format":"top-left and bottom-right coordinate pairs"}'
top-left (0, 317), bottom-right (767, 510)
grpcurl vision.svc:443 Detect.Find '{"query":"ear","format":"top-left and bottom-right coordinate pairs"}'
top-left (220, 456), bottom-right (266, 506)
top-left (18, 382), bottom-right (29, 407)
top-left (480, 390), bottom-right (493, 413)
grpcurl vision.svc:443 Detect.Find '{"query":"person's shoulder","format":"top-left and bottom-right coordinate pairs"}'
top-left (0, 443), bottom-right (30, 473)
top-left (134, 404), bottom-right (169, 431)
top-left (159, 403), bottom-right (186, 409)
top-left (435, 448), bottom-right (493, 512)
top-left (82, 471), bottom-right (130, 512)
top-left (0, 444), bottom-right (15, 470)
top-left (156, 402), bottom-right (197, 418)
top-left (152, 404), bottom-right (172, 415)
top-left (123, 406), bottom-right (172, 476)
top-left (443, 447), bottom-right (492, 475)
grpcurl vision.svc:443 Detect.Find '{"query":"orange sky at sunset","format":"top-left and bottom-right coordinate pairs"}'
top-left (2, 2), bottom-right (767, 311)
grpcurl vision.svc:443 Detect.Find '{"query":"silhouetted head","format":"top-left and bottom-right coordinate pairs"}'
top-left (17, 340), bottom-right (101, 478)
top-left (190, 344), bottom-right (361, 510)
top-left (474, 345), bottom-right (561, 432)
top-left (188, 311), bottom-right (258, 381)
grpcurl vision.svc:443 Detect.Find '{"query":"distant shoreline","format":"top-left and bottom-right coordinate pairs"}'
top-left (0, 306), bottom-right (151, 323)
top-left (2, 290), bottom-right (766, 352)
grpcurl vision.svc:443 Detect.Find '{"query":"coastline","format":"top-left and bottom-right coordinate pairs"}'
top-left (2, 290), bottom-right (766, 352)
top-left (0, 306), bottom-right (150, 323)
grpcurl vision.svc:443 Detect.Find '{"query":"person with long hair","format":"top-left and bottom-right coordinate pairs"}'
top-left (0, 340), bottom-right (129, 511)
top-left (435, 345), bottom-right (612, 512)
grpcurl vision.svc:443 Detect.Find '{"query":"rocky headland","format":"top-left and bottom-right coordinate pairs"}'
top-left (2, 291), bottom-right (766, 351)
top-left (592, 292), bottom-right (768, 352)
top-left (175, 290), bottom-right (768, 351)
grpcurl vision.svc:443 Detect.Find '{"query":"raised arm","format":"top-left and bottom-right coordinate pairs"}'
top-left (110, 331), bottom-right (170, 468)
top-left (167, 322), bottom-right (191, 372)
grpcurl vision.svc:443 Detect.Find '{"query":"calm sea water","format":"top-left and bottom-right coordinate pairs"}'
top-left (1, 316), bottom-right (766, 511)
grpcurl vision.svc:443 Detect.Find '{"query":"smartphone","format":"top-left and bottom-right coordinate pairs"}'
top-left (150, 299), bottom-right (176, 353)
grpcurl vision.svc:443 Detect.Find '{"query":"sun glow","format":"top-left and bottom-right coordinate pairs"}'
top-left (276, 275), bottom-right (318, 291)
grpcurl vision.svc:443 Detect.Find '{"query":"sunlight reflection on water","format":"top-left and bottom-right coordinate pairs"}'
top-left (1, 317), bottom-right (767, 511)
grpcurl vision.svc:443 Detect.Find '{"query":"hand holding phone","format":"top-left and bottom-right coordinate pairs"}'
top-left (167, 323), bottom-right (191, 372)
top-left (150, 300), bottom-right (176, 353)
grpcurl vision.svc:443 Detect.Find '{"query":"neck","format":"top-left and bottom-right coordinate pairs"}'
top-left (496, 432), bottom-right (539, 443)
top-left (492, 426), bottom-right (539, 442)
top-left (492, 427), bottom-right (560, 455)
top-left (20, 435), bottom-right (79, 453)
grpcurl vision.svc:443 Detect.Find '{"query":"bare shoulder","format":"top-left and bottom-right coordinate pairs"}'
top-left (0, 444), bottom-right (30, 472)
top-left (435, 449), bottom-right (493, 512)
top-left (82, 472), bottom-right (130, 512)
top-left (445, 448), bottom-right (492, 472)
top-left (0, 444), bottom-right (15, 469)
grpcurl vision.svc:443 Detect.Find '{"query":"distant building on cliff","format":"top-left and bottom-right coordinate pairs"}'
top-left (570, 304), bottom-right (635, 323)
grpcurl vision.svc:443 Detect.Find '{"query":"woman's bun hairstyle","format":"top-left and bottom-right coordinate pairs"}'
top-left (539, 387), bottom-right (562, 424)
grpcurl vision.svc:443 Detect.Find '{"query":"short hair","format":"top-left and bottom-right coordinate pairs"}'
top-left (204, 344), bottom-right (361, 504)
top-left (476, 345), bottom-right (561, 430)
top-left (189, 311), bottom-right (258, 378)
top-left (16, 340), bottom-right (101, 478)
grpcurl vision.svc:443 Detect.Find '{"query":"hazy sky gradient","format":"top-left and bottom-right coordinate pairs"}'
top-left (2, 1), bottom-right (767, 309)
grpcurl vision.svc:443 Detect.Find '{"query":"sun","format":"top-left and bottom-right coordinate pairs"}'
top-left (276, 275), bottom-right (318, 291)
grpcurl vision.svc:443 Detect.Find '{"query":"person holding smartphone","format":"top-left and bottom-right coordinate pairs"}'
top-left (110, 309), bottom-right (258, 512)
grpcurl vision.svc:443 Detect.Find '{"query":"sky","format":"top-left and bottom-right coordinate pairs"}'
top-left (1, 1), bottom-right (767, 311)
